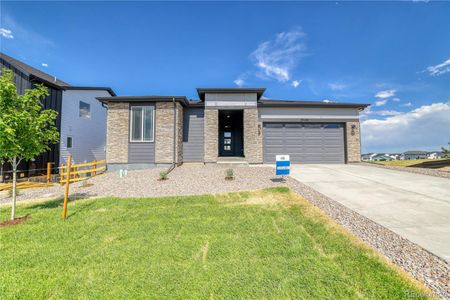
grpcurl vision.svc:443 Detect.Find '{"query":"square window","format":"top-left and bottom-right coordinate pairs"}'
top-left (67, 137), bottom-right (73, 148)
top-left (79, 101), bottom-right (91, 118)
top-left (224, 139), bottom-right (231, 145)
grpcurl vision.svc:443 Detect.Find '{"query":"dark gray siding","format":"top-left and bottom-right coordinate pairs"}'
top-left (128, 143), bottom-right (155, 163)
top-left (128, 102), bottom-right (155, 163)
top-left (183, 108), bottom-right (204, 162)
top-left (0, 60), bottom-right (63, 175)
top-left (263, 122), bottom-right (345, 164)
top-left (0, 58), bottom-right (31, 94)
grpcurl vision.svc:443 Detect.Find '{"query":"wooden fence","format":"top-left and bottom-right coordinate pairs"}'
top-left (59, 159), bottom-right (106, 184)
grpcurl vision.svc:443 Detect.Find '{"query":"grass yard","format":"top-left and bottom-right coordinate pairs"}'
top-left (374, 158), bottom-right (450, 171)
top-left (0, 188), bottom-right (430, 299)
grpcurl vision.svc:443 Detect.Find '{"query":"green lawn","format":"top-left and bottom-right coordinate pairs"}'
top-left (0, 188), bottom-right (429, 299)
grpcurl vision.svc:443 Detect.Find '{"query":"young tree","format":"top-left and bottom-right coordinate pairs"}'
top-left (0, 69), bottom-right (59, 220)
top-left (442, 142), bottom-right (450, 158)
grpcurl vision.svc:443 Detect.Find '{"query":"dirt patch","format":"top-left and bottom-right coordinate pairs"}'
top-left (0, 215), bottom-right (30, 228)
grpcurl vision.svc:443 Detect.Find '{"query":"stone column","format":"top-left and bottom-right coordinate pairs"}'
top-left (204, 108), bottom-right (218, 163)
top-left (244, 108), bottom-right (263, 164)
top-left (346, 121), bottom-right (361, 163)
top-left (155, 102), bottom-right (183, 165)
top-left (106, 102), bottom-right (129, 163)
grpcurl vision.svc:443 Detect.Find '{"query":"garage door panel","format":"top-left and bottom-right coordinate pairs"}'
top-left (263, 122), bottom-right (345, 164)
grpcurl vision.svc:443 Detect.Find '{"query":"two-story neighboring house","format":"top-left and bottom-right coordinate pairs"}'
top-left (0, 52), bottom-right (115, 179)
top-left (400, 151), bottom-right (428, 160)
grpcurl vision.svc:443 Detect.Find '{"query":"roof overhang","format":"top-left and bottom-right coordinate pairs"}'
top-left (64, 86), bottom-right (116, 96)
top-left (196, 88), bottom-right (266, 101)
top-left (258, 99), bottom-right (370, 110)
top-left (96, 96), bottom-right (189, 106)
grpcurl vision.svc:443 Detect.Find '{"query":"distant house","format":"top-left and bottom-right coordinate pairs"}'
top-left (427, 152), bottom-right (442, 159)
top-left (401, 151), bottom-right (428, 160)
top-left (361, 153), bottom-right (375, 161)
top-left (372, 154), bottom-right (394, 161)
top-left (0, 52), bottom-right (115, 179)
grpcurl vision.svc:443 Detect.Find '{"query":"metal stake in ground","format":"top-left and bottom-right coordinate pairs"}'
top-left (62, 155), bottom-right (72, 220)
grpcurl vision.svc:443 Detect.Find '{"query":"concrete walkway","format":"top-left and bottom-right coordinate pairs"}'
top-left (289, 164), bottom-right (450, 261)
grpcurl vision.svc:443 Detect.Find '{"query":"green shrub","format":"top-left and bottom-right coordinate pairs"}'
top-left (159, 171), bottom-right (168, 181)
top-left (225, 168), bottom-right (234, 180)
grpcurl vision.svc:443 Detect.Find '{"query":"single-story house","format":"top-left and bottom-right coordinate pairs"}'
top-left (372, 154), bottom-right (394, 161)
top-left (97, 88), bottom-right (369, 170)
top-left (427, 152), bottom-right (443, 159)
top-left (0, 52), bottom-right (115, 179)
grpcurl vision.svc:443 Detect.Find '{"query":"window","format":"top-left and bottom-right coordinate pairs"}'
top-left (324, 124), bottom-right (342, 129)
top-left (130, 106), bottom-right (154, 142)
top-left (67, 137), bottom-right (73, 148)
top-left (79, 101), bottom-right (91, 118)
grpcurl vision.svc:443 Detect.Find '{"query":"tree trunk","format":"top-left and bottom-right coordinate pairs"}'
top-left (10, 157), bottom-right (17, 221)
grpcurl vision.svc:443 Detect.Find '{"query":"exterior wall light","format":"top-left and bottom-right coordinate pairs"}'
top-left (351, 124), bottom-right (356, 136)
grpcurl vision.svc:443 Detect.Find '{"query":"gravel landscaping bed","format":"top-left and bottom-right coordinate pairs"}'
top-left (287, 178), bottom-right (450, 299)
top-left (0, 165), bottom-right (282, 204)
top-left (360, 162), bottom-right (450, 179)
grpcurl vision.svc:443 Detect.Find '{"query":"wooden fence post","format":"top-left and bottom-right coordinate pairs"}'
top-left (93, 160), bottom-right (97, 176)
top-left (47, 162), bottom-right (52, 183)
top-left (62, 156), bottom-right (72, 220)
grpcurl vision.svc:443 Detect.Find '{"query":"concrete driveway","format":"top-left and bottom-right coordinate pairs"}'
top-left (290, 164), bottom-right (450, 261)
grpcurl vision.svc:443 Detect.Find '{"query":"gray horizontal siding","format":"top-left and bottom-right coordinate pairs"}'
top-left (183, 108), bottom-right (204, 162)
top-left (128, 143), bottom-right (155, 163)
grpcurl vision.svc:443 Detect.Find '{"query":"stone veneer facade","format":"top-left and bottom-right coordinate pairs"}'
top-left (243, 108), bottom-right (263, 164)
top-left (155, 102), bottom-right (183, 165)
top-left (105, 101), bottom-right (363, 166)
top-left (106, 102), bottom-right (129, 163)
top-left (346, 121), bottom-right (361, 163)
top-left (203, 108), bottom-right (219, 163)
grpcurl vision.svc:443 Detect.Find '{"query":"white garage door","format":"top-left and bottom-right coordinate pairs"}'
top-left (263, 123), bottom-right (345, 164)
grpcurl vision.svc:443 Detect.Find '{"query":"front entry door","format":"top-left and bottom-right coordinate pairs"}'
top-left (221, 131), bottom-right (234, 156)
top-left (218, 110), bottom-right (243, 157)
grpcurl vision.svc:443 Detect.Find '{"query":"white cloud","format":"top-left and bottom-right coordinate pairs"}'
top-left (41, 63), bottom-right (48, 67)
top-left (392, 97), bottom-right (400, 102)
top-left (328, 83), bottom-right (347, 91)
top-left (322, 99), bottom-right (335, 103)
top-left (291, 80), bottom-right (301, 88)
top-left (402, 102), bottom-right (412, 107)
top-left (362, 102), bottom-right (450, 153)
top-left (375, 99), bottom-right (388, 106)
top-left (233, 78), bottom-right (245, 87)
top-left (375, 89), bottom-right (396, 99)
top-left (374, 110), bottom-right (402, 116)
top-left (426, 58), bottom-right (450, 76)
top-left (0, 28), bottom-right (13, 39)
top-left (361, 107), bottom-right (401, 118)
top-left (250, 27), bottom-right (307, 82)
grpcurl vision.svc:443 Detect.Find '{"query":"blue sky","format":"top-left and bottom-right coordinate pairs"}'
top-left (1, 1), bottom-right (449, 153)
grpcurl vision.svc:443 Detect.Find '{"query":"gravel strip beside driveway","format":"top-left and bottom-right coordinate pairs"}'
top-left (287, 178), bottom-right (449, 299)
top-left (0, 165), bottom-right (283, 204)
top-left (360, 162), bottom-right (450, 179)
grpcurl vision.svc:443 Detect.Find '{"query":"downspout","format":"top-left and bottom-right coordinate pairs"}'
top-left (166, 97), bottom-right (177, 174)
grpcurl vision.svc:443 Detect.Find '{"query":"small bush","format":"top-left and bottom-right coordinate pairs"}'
top-left (7, 188), bottom-right (20, 198)
top-left (225, 169), bottom-right (234, 180)
top-left (159, 171), bottom-right (168, 181)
